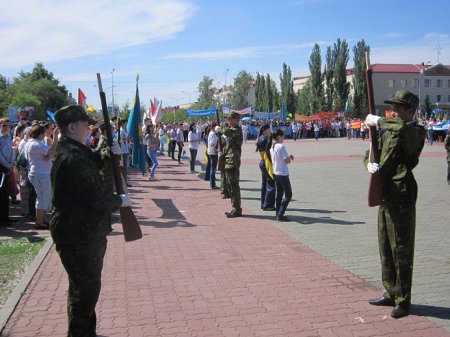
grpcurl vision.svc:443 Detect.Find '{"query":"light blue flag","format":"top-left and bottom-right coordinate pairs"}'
top-left (126, 83), bottom-right (146, 175)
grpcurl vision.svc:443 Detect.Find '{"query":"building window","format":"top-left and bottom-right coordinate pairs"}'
top-left (388, 80), bottom-right (395, 88)
top-left (400, 80), bottom-right (407, 88)
top-left (436, 79), bottom-right (442, 88)
top-left (448, 95), bottom-right (450, 103)
top-left (437, 95), bottom-right (441, 103)
top-left (412, 79), bottom-right (419, 88)
top-left (426, 95), bottom-right (430, 101)
top-left (448, 80), bottom-right (450, 88)
top-left (424, 79), bottom-right (431, 88)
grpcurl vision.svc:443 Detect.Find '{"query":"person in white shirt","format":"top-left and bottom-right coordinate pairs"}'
top-left (25, 124), bottom-right (59, 228)
top-left (158, 124), bottom-right (166, 155)
top-left (269, 128), bottom-right (294, 222)
top-left (241, 123), bottom-right (249, 143)
top-left (188, 123), bottom-right (200, 173)
top-left (205, 123), bottom-right (219, 189)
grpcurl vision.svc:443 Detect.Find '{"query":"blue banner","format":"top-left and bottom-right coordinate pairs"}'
top-left (186, 107), bottom-right (216, 117)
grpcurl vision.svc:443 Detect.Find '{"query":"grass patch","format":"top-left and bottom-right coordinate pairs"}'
top-left (0, 237), bottom-right (46, 308)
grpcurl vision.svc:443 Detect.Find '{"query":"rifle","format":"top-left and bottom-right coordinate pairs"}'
top-left (96, 73), bottom-right (143, 242)
top-left (365, 52), bottom-right (382, 207)
top-left (215, 106), bottom-right (225, 171)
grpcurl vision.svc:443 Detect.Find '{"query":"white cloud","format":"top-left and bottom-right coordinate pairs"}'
top-left (0, 0), bottom-right (197, 68)
top-left (164, 42), bottom-right (331, 61)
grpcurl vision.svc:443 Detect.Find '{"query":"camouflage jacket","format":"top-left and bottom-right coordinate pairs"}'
top-left (223, 125), bottom-right (243, 169)
top-left (445, 134), bottom-right (450, 162)
top-left (50, 136), bottom-right (122, 246)
top-left (364, 118), bottom-right (426, 203)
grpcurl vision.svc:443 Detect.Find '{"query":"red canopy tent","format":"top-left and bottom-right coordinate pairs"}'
top-left (295, 111), bottom-right (338, 122)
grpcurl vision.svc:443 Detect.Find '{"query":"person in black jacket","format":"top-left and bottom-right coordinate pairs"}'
top-left (50, 105), bottom-right (131, 337)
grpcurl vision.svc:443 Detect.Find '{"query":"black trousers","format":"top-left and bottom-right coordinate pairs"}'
top-left (56, 241), bottom-right (107, 337)
top-left (274, 174), bottom-right (292, 217)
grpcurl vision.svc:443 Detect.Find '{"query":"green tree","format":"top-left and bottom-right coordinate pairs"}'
top-left (0, 75), bottom-right (11, 116)
top-left (263, 74), bottom-right (272, 112)
top-left (1, 63), bottom-right (70, 119)
top-left (197, 76), bottom-right (215, 109)
top-left (10, 91), bottom-right (41, 111)
top-left (352, 40), bottom-right (370, 118)
top-left (423, 95), bottom-right (432, 115)
top-left (308, 43), bottom-right (324, 115)
top-left (297, 81), bottom-right (312, 115)
top-left (119, 101), bottom-right (131, 119)
top-left (280, 63), bottom-right (296, 116)
top-left (324, 46), bottom-right (335, 111)
top-left (230, 70), bottom-right (254, 109)
top-left (332, 38), bottom-right (350, 112)
top-left (254, 73), bottom-right (265, 112)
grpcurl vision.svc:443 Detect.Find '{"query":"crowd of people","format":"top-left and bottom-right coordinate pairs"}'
top-left (1, 90), bottom-right (450, 335)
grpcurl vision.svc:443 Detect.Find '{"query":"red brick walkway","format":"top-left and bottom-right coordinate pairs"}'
top-left (2, 155), bottom-right (449, 337)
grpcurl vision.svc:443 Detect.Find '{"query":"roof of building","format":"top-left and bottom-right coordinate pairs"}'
top-left (371, 64), bottom-right (429, 73)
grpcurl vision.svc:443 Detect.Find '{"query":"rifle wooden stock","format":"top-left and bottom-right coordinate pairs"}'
top-left (365, 53), bottom-right (382, 207)
top-left (96, 73), bottom-right (142, 242)
top-left (215, 106), bottom-right (225, 171)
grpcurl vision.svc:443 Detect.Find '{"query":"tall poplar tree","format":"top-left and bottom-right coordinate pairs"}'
top-left (352, 39), bottom-right (370, 118)
top-left (332, 38), bottom-right (350, 112)
top-left (254, 73), bottom-right (265, 112)
top-left (324, 46), bottom-right (335, 111)
top-left (280, 63), bottom-right (296, 116)
top-left (197, 75), bottom-right (215, 109)
top-left (263, 74), bottom-right (273, 112)
top-left (308, 43), bottom-right (324, 115)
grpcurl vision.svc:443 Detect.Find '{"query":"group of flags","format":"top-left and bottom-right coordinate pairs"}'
top-left (75, 77), bottom-right (161, 175)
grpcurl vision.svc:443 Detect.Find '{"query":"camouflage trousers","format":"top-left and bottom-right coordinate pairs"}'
top-left (224, 167), bottom-right (241, 212)
top-left (56, 240), bottom-right (107, 337)
top-left (378, 202), bottom-right (416, 306)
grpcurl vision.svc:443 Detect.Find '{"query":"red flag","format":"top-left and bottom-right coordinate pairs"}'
top-left (149, 99), bottom-right (154, 116)
top-left (78, 89), bottom-right (87, 108)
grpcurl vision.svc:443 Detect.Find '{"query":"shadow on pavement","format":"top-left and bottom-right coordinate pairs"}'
top-left (290, 215), bottom-right (366, 226)
top-left (412, 304), bottom-right (450, 320)
top-left (138, 219), bottom-right (196, 229)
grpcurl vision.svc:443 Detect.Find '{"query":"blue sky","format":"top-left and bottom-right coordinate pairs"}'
top-left (1, 0), bottom-right (449, 110)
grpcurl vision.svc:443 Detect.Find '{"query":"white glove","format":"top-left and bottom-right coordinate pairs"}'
top-left (367, 162), bottom-right (380, 174)
top-left (215, 126), bottom-right (222, 133)
top-left (218, 152), bottom-right (223, 157)
top-left (365, 114), bottom-right (381, 126)
top-left (120, 194), bottom-right (132, 208)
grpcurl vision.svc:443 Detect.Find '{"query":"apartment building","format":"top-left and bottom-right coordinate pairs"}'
top-left (293, 63), bottom-right (450, 114)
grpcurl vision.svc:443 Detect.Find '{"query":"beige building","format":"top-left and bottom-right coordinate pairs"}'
top-left (293, 63), bottom-right (450, 114)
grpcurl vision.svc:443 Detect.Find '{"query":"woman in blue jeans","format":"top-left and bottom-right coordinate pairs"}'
top-left (145, 124), bottom-right (158, 180)
top-left (269, 128), bottom-right (294, 222)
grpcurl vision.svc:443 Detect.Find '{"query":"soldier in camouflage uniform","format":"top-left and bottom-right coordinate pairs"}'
top-left (364, 90), bottom-right (426, 319)
top-left (445, 128), bottom-right (450, 184)
top-left (219, 112), bottom-right (243, 218)
top-left (50, 105), bottom-right (131, 337)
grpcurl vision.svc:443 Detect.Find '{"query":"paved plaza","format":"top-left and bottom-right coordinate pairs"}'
top-left (1, 136), bottom-right (449, 337)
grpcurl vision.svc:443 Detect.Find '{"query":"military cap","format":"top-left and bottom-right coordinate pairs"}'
top-left (228, 112), bottom-right (241, 120)
top-left (55, 105), bottom-right (96, 128)
top-left (260, 124), bottom-right (270, 132)
top-left (384, 90), bottom-right (419, 109)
